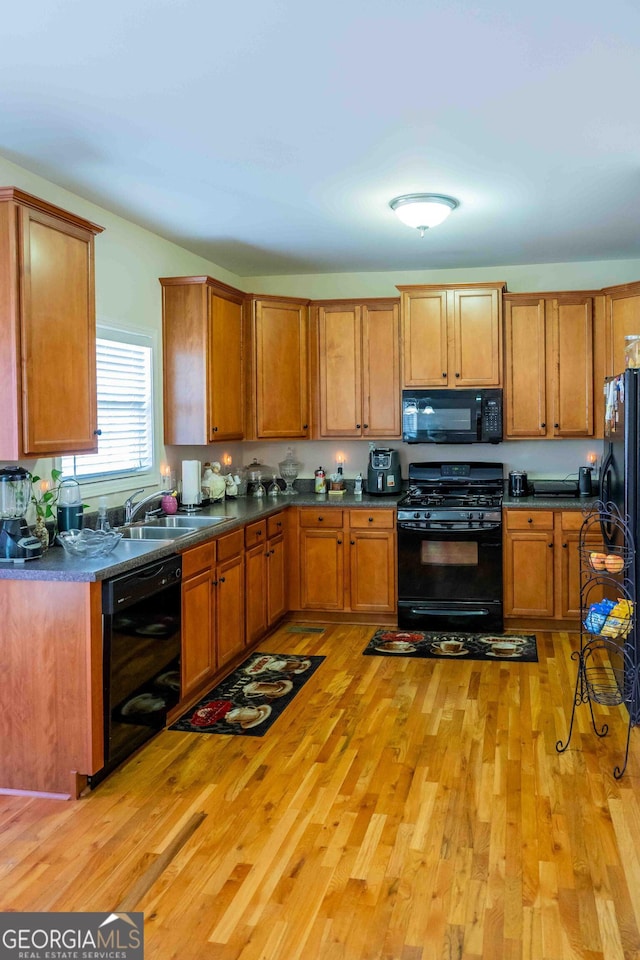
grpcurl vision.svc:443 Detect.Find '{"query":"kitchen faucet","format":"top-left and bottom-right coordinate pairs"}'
top-left (124, 489), bottom-right (166, 524)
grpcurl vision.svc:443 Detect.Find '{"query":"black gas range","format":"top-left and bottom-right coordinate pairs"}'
top-left (396, 462), bottom-right (504, 632)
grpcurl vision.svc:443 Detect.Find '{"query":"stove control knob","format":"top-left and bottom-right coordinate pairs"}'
top-left (478, 512), bottom-right (484, 520)
top-left (414, 512), bottom-right (421, 519)
top-left (466, 512), bottom-right (474, 521)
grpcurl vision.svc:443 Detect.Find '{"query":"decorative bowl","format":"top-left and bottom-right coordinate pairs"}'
top-left (57, 527), bottom-right (123, 558)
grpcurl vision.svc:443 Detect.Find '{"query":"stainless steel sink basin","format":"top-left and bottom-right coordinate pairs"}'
top-left (149, 515), bottom-right (231, 528)
top-left (120, 526), bottom-right (198, 540)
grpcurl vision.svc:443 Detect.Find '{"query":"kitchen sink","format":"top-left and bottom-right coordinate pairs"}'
top-left (148, 515), bottom-right (231, 528)
top-left (119, 526), bottom-right (198, 540)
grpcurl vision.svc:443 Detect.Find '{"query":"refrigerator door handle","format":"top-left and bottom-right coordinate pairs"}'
top-left (599, 443), bottom-right (616, 548)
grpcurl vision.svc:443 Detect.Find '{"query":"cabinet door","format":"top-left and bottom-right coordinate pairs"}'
top-left (604, 284), bottom-right (640, 377)
top-left (20, 206), bottom-right (98, 456)
top-left (559, 514), bottom-right (602, 620)
top-left (182, 568), bottom-right (215, 697)
top-left (452, 288), bottom-right (502, 387)
top-left (401, 289), bottom-right (448, 387)
top-left (299, 529), bottom-right (345, 610)
top-left (317, 304), bottom-right (362, 436)
top-left (504, 298), bottom-right (547, 437)
top-left (253, 299), bottom-right (309, 438)
top-left (348, 529), bottom-right (396, 613)
top-left (267, 533), bottom-right (287, 625)
top-left (245, 540), bottom-right (268, 646)
top-left (550, 298), bottom-right (593, 437)
top-left (209, 291), bottom-right (244, 440)
top-left (361, 302), bottom-right (401, 438)
top-left (504, 531), bottom-right (555, 618)
top-left (215, 552), bottom-right (246, 668)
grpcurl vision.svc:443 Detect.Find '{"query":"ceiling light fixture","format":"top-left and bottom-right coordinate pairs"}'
top-left (389, 193), bottom-right (459, 237)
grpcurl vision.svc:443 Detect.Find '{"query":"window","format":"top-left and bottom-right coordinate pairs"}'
top-left (61, 329), bottom-right (154, 481)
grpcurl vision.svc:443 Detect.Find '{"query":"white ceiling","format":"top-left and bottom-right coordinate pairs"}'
top-left (1, 0), bottom-right (639, 277)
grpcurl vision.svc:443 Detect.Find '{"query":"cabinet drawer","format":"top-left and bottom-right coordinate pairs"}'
top-left (505, 510), bottom-right (554, 531)
top-left (298, 508), bottom-right (343, 529)
top-left (216, 528), bottom-right (244, 561)
top-left (245, 520), bottom-right (267, 547)
top-left (348, 509), bottom-right (395, 530)
top-left (267, 512), bottom-right (285, 538)
top-left (561, 511), bottom-right (586, 531)
top-left (181, 541), bottom-right (215, 578)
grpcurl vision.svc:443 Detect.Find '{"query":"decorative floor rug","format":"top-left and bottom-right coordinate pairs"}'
top-left (363, 629), bottom-right (538, 663)
top-left (169, 652), bottom-right (325, 737)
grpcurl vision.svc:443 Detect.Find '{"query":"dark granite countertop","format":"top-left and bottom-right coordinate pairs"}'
top-left (0, 490), bottom-right (401, 583)
top-left (0, 486), bottom-right (603, 583)
top-left (502, 495), bottom-right (599, 510)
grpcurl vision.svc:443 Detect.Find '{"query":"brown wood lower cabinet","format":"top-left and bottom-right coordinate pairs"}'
top-left (294, 506), bottom-right (396, 616)
top-left (0, 578), bottom-right (103, 799)
top-left (245, 512), bottom-right (287, 646)
top-left (181, 529), bottom-right (245, 700)
top-left (504, 508), bottom-right (600, 627)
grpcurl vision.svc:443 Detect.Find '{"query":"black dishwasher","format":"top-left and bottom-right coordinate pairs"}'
top-left (90, 554), bottom-right (182, 787)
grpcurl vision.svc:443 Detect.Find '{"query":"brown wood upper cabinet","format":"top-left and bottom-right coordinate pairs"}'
top-left (504, 292), bottom-right (595, 438)
top-left (0, 188), bottom-right (103, 459)
top-left (397, 282), bottom-right (505, 388)
top-left (313, 299), bottom-right (400, 438)
top-left (160, 276), bottom-right (244, 444)
top-left (601, 280), bottom-right (640, 377)
top-left (246, 295), bottom-right (310, 439)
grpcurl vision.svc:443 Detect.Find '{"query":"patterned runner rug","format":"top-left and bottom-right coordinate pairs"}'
top-left (170, 651), bottom-right (324, 736)
top-left (363, 629), bottom-right (538, 662)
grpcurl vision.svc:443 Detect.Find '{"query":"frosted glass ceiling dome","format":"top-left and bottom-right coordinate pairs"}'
top-left (389, 194), bottom-right (459, 236)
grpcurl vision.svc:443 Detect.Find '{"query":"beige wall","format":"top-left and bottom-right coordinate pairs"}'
top-left (245, 259), bottom-right (640, 299)
top-left (1, 151), bottom-right (636, 501)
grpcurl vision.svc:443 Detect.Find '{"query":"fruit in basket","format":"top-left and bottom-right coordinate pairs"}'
top-left (589, 552), bottom-right (608, 570)
top-left (604, 554), bottom-right (625, 573)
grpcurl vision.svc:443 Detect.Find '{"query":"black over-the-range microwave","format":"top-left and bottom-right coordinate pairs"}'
top-left (401, 388), bottom-right (503, 444)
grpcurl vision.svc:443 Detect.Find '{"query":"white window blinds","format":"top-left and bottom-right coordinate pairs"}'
top-left (61, 333), bottom-right (153, 480)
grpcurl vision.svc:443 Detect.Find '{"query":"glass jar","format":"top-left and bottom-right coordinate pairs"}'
top-left (624, 335), bottom-right (640, 369)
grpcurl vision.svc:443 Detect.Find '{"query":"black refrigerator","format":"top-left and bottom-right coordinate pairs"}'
top-left (601, 369), bottom-right (640, 549)
top-left (600, 369), bottom-right (640, 720)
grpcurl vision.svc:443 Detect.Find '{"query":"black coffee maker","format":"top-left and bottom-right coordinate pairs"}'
top-left (578, 466), bottom-right (593, 497)
top-left (367, 448), bottom-right (401, 496)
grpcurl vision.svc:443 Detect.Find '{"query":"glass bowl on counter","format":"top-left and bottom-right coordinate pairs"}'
top-left (57, 527), bottom-right (123, 558)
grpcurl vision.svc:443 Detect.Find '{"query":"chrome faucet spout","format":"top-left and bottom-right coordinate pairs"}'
top-left (124, 489), bottom-right (165, 524)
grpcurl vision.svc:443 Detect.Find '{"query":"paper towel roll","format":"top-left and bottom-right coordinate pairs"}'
top-left (181, 460), bottom-right (201, 506)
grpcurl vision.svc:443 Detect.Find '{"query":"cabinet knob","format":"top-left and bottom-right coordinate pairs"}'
top-left (562, 542), bottom-right (568, 548)
top-left (356, 423), bottom-right (361, 429)
top-left (337, 539), bottom-right (343, 545)
top-left (527, 517), bottom-right (533, 524)
top-left (303, 424), bottom-right (308, 430)
top-left (442, 372), bottom-right (447, 378)
top-left (257, 529), bottom-right (263, 536)
top-left (368, 516), bottom-right (374, 523)
top-left (540, 422), bottom-right (546, 428)
top-left (554, 423), bottom-right (559, 429)
top-left (318, 516), bottom-right (324, 521)
top-left (212, 578), bottom-right (218, 586)
top-left (219, 575), bottom-right (226, 583)
top-left (363, 423), bottom-right (368, 429)
top-left (455, 372), bottom-right (460, 378)
top-left (93, 429), bottom-right (102, 436)
top-left (212, 426), bottom-right (218, 433)
top-left (350, 539), bottom-right (355, 545)
top-left (548, 542), bottom-right (553, 548)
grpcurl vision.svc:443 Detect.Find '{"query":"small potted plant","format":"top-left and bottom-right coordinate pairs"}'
top-left (29, 468), bottom-right (62, 552)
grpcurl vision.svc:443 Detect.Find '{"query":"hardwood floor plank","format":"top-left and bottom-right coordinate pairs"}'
top-left (2, 625), bottom-right (640, 958)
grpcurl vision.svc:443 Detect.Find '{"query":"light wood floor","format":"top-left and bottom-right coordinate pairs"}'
top-left (2, 624), bottom-right (640, 959)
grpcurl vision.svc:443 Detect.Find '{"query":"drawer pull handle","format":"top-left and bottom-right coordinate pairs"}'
top-left (527, 517), bottom-right (533, 524)
top-left (368, 517), bottom-right (374, 523)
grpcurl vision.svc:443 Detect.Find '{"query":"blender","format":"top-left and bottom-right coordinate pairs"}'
top-left (0, 466), bottom-right (43, 562)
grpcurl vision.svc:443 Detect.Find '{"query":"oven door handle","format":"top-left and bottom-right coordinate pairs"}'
top-left (397, 522), bottom-right (502, 533)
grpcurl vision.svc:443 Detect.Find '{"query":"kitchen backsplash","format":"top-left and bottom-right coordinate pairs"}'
top-left (166, 438), bottom-right (603, 485)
